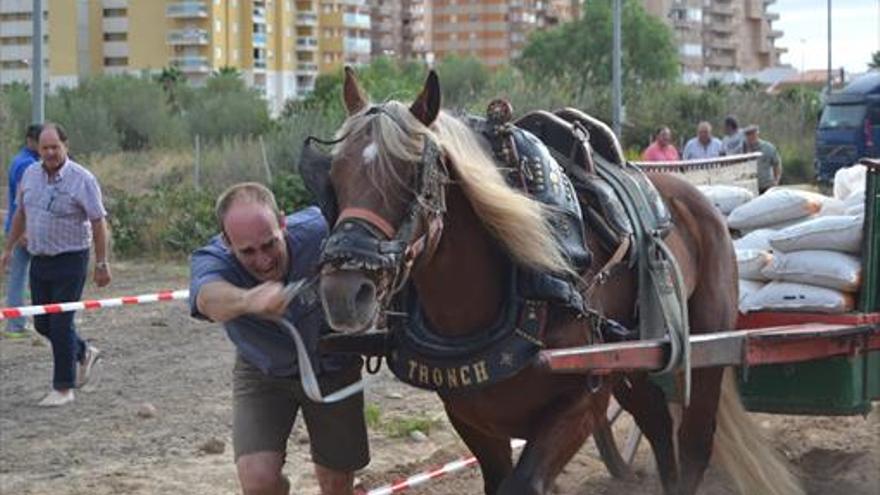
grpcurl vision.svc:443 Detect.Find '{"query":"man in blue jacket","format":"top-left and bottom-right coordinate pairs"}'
top-left (4, 123), bottom-right (41, 337)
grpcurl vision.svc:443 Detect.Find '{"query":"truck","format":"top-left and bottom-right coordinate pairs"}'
top-left (815, 71), bottom-right (880, 188)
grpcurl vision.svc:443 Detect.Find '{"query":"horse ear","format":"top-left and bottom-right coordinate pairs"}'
top-left (343, 66), bottom-right (367, 115)
top-left (410, 70), bottom-right (441, 126)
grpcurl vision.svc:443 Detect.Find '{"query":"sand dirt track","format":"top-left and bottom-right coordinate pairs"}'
top-left (1, 262), bottom-right (877, 494)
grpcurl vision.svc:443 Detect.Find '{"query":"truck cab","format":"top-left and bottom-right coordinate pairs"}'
top-left (815, 72), bottom-right (880, 186)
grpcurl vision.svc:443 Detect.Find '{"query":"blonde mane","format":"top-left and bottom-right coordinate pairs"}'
top-left (334, 101), bottom-right (572, 274)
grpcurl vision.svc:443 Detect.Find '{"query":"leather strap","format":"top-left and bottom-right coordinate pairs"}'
top-left (337, 207), bottom-right (397, 239)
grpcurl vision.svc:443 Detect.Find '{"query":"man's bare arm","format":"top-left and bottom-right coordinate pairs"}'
top-left (196, 279), bottom-right (289, 323)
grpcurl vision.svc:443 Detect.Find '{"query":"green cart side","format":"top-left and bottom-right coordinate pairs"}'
top-left (736, 159), bottom-right (880, 416)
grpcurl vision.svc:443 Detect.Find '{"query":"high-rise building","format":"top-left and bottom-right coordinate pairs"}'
top-left (318, 0), bottom-right (371, 74)
top-left (0, 0), bottom-right (324, 113)
top-left (642, 0), bottom-right (785, 79)
top-left (429, 0), bottom-right (550, 68)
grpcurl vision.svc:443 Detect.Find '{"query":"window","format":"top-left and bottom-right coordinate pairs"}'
top-left (215, 47), bottom-right (223, 59)
top-left (103, 8), bottom-right (126, 17)
top-left (103, 32), bottom-right (127, 42)
top-left (104, 57), bottom-right (128, 66)
top-left (233, 48), bottom-right (239, 60)
top-left (215, 20), bottom-right (222, 32)
top-left (686, 8), bottom-right (702, 22)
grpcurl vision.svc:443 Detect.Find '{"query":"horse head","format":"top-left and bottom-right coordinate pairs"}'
top-left (313, 67), bottom-right (446, 333)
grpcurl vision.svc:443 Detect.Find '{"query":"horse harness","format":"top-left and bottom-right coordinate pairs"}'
top-left (302, 103), bottom-right (691, 399)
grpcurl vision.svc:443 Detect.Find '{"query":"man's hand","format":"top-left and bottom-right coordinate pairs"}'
top-left (94, 263), bottom-right (111, 287)
top-left (241, 281), bottom-right (290, 318)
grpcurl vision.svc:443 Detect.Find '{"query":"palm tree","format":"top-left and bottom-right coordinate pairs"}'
top-left (155, 66), bottom-right (184, 113)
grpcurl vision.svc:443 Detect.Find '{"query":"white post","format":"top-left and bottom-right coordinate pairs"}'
top-left (31, 0), bottom-right (44, 123)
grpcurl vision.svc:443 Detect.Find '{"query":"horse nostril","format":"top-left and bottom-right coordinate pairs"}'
top-left (354, 280), bottom-right (376, 309)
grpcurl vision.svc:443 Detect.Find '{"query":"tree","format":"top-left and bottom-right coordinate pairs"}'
top-left (516, 0), bottom-right (679, 90)
top-left (869, 51), bottom-right (880, 70)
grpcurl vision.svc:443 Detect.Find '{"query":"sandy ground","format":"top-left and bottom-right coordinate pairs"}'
top-left (1, 261), bottom-right (878, 495)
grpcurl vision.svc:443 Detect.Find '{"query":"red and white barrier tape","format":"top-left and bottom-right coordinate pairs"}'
top-left (359, 439), bottom-right (526, 495)
top-left (0, 289), bottom-right (189, 320)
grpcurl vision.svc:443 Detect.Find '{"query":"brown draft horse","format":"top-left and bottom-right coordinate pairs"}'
top-left (316, 69), bottom-right (801, 495)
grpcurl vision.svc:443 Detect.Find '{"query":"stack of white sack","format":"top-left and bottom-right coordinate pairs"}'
top-left (833, 164), bottom-right (868, 217)
top-left (739, 214), bottom-right (864, 314)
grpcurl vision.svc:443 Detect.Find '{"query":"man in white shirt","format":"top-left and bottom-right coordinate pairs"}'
top-left (682, 121), bottom-right (723, 160)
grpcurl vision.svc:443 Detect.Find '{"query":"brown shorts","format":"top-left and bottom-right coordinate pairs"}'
top-left (232, 356), bottom-right (369, 471)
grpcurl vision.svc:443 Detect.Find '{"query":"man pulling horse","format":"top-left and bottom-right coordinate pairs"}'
top-left (309, 68), bottom-right (801, 495)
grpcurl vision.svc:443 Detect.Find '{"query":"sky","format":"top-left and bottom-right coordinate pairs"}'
top-left (770, 0), bottom-right (879, 74)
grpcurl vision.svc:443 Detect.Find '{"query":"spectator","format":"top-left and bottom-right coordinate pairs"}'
top-left (1, 123), bottom-right (111, 407)
top-left (641, 126), bottom-right (680, 161)
top-left (190, 182), bottom-right (369, 495)
top-left (743, 125), bottom-right (783, 194)
top-left (721, 115), bottom-right (744, 155)
top-left (682, 121), bottom-right (723, 160)
top-left (4, 123), bottom-right (41, 338)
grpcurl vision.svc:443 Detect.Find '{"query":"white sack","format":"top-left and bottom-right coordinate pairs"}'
top-left (833, 164), bottom-right (867, 200)
top-left (736, 249), bottom-right (773, 281)
top-left (738, 279), bottom-right (765, 311)
top-left (727, 189), bottom-right (825, 230)
top-left (733, 229), bottom-right (776, 251)
top-left (741, 281), bottom-right (856, 314)
top-left (761, 250), bottom-right (862, 292)
top-left (768, 215), bottom-right (864, 254)
top-left (697, 185), bottom-right (755, 215)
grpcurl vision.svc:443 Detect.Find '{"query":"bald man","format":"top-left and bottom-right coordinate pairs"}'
top-left (189, 182), bottom-right (368, 495)
top-left (682, 121), bottom-right (723, 160)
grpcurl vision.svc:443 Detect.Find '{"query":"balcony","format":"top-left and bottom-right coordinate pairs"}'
top-left (254, 59), bottom-right (267, 70)
top-left (167, 28), bottom-right (209, 45)
top-left (343, 13), bottom-right (370, 29)
top-left (344, 37), bottom-right (371, 54)
top-left (170, 55), bottom-right (211, 73)
top-left (253, 32), bottom-right (267, 46)
top-left (296, 12), bottom-right (317, 26)
top-left (766, 11), bottom-right (780, 21)
top-left (709, 22), bottom-right (734, 34)
top-left (709, 3), bottom-right (734, 16)
top-left (166, 1), bottom-right (208, 19)
top-left (768, 29), bottom-right (783, 38)
top-left (709, 38), bottom-right (737, 51)
top-left (253, 6), bottom-right (267, 22)
top-left (296, 36), bottom-right (319, 50)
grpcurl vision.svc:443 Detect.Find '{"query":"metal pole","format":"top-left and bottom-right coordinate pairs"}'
top-left (827, 0), bottom-right (832, 95)
top-left (612, 0), bottom-right (622, 139)
top-left (31, 0), bottom-right (44, 123)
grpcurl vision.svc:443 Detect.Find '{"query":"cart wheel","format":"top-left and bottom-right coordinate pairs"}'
top-left (593, 399), bottom-right (642, 480)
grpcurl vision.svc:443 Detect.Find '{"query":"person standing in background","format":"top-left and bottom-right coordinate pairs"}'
top-left (743, 125), bottom-right (783, 194)
top-left (682, 121), bottom-right (723, 160)
top-left (1, 123), bottom-right (111, 407)
top-left (721, 115), bottom-right (744, 155)
top-left (3, 124), bottom-right (41, 338)
top-left (641, 127), bottom-right (680, 161)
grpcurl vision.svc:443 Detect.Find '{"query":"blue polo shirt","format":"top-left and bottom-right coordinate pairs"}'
top-left (5, 146), bottom-right (39, 233)
top-left (189, 206), bottom-right (353, 377)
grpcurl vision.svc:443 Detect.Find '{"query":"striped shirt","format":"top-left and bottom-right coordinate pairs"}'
top-left (18, 159), bottom-right (107, 256)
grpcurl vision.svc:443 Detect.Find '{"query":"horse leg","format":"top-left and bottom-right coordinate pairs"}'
top-left (613, 374), bottom-right (680, 491)
top-left (444, 408), bottom-right (513, 495)
top-left (497, 386), bottom-right (610, 495)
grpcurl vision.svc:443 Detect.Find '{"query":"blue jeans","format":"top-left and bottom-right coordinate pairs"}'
top-left (4, 244), bottom-right (30, 332)
top-left (29, 250), bottom-right (89, 390)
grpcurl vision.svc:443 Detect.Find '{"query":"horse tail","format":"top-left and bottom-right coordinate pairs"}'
top-left (712, 368), bottom-right (804, 495)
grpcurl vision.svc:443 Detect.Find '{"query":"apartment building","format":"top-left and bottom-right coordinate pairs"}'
top-left (318, 0), bottom-right (371, 73)
top-left (428, 0), bottom-right (582, 68)
top-left (369, 0), bottom-right (430, 61)
top-left (0, 0), bottom-right (326, 112)
top-left (643, 0), bottom-right (784, 79)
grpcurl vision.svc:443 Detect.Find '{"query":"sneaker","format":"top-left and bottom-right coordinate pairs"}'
top-left (37, 389), bottom-right (75, 407)
top-left (76, 345), bottom-right (102, 389)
